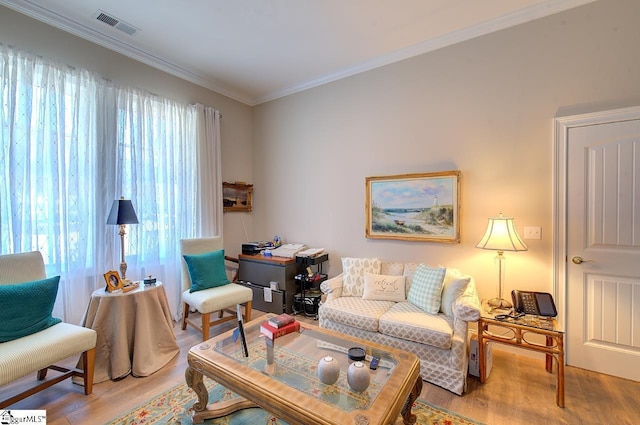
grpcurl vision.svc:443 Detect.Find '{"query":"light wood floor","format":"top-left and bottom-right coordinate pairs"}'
top-left (2, 309), bottom-right (639, 425)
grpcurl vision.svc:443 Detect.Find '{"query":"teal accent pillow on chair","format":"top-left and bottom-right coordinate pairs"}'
top-left (0, 276), bottom-right (62, 343)
top-left (183, 249), bottom-right (230, 292)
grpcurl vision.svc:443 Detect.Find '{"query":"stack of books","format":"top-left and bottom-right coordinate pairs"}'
top-left (260, 313), bottom-right (300, 340)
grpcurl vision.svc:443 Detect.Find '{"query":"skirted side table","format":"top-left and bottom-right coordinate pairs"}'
top-left (76, 281), bottom-right (179, 383)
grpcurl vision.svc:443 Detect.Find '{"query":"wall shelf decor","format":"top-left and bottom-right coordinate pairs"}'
top-left (365, 170), bottom-right (461, 243)
top-left (223, 182), bottom-right (253, 212)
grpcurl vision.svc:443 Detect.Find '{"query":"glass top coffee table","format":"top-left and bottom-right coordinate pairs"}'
top-left (185, 315), bottom-right (422, 425)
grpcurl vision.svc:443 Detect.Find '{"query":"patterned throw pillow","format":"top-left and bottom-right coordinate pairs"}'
top-left (380, 262), bottom-right (404, 276)
top-left (341, 257), bottom-right (381, 297)
top-left (407, 264), bottom-right (447, 314)
top-left (362, 272), bottom-right (406, 302)
top-left (402, 263), bottom-right (420, 297)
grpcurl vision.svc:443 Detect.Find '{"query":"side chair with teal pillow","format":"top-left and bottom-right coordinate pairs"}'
top-left (0, 251), bottom-right (97, 408)
top-left (180, 237), bottom-right (253, 340)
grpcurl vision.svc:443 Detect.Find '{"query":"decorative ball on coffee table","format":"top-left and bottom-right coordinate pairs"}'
top-left (347, 361), bottom-right (370, 392)
top-left (317, 356), bottom-right (340, 385)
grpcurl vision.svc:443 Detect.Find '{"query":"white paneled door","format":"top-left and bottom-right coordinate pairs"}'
top-left (556, 108), bottom-right (640, 381)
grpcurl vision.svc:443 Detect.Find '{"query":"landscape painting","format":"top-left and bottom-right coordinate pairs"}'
top-left (222, 182), bottom-right (253, 212)
top-left (365, 171), bottom-right (460, 243)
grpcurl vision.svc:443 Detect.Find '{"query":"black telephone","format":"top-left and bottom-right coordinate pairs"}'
top-left (511, 290), bottom-right (557, 317)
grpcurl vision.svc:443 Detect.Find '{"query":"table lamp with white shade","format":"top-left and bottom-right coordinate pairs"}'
top-left (476, 212), bottom-right (528, 309)
top-left (107, 197), bottom-right (139, 284)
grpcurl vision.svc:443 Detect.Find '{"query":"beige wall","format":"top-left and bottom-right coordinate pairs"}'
top-left (0, 6), bottom-right (253, 255)
top-left (252, 0), bottom-right (640, 301)
top-left (3, 0), bottom-right (640, 303)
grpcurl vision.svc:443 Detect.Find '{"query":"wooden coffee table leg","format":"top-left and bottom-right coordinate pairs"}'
top-left (185, 365), bottom-right (258, 424)
top-left (401, 376), bottom-right (423, 425)
top-left (185, 365), bottom-right (209, 412)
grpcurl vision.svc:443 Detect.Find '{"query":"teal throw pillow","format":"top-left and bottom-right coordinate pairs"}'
top-left (0, 276), bottom-right (62, 343)
top-left (407, 264), bottom-right (447, 314)
top-left (183, 249), bottom-right (230, 293)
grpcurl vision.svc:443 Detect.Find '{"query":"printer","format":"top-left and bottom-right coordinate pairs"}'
top-left (242, 241), bottom-right (273, 255)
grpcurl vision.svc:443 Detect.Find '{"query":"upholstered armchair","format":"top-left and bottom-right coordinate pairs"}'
top-left (180, 237), bottom-right (253, 340)
top-left (0, 251), bottom-right (97, 408)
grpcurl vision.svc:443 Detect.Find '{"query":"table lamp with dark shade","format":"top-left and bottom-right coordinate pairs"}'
top-left (107, 197), bottom-right (139, 284)
top-left (476, 212), bottom-right (528, 309)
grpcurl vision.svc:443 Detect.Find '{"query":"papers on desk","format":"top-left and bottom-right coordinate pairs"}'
top-left (269, 243), bottom-right (307, 258)
top-left (296, 248), bottom-right (325, 258)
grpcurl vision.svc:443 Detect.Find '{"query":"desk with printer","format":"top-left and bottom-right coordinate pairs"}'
top-left (237, 242), bottom-right (327, 315)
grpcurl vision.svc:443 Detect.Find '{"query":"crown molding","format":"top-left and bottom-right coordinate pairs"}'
top-left (254, 0), bottom-right (597, 104)
top-left (1, 0), bottom-right (596, 106)
top-left (0, 0), bottom-right (254, 105)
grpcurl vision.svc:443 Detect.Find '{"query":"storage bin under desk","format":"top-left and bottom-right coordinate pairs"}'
top-left (237, 254), bottom-right (300, 314)
top-left (237, 281), bottom-right (286, 314)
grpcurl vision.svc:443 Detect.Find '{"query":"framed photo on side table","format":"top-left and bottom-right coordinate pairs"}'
top-left (365, 170), bottom-right (461, 243)
top-left (104, 271), bottom-right (123, 292)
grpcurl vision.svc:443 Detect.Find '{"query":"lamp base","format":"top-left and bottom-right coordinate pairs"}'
top-left (488, 297), bottom-right (512, 309)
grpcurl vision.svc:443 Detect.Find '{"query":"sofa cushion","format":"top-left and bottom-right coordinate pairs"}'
top-left (0, 276), bottom-right (62, 343)
top-left (380, 262), bottom-right (404, 276)
top-left (379, 302), bottom-right (454, 349)
top-left (319, 297), bottom-right (394, 332)
top-left (341, 257), bottom-right (381, 297)
top-left (407, 264), bottom-right (446, 314)
top-left (439, 268), bottom-right (471, 317)
top-left (362, 272), bottom-right (406, 302)
top-left (402, 262), bottom-right (420, 296)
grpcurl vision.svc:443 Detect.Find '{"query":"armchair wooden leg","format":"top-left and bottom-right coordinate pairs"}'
top-left (182, 302), bottom-right (189, 330)
top-left (202, 313), bottom-right (211, 341)
top-left (244, 301), bottom-right (252, 322)
top-left (83, 347), bottom-right (95, 395)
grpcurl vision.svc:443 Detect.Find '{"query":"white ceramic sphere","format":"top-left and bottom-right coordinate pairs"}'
top-left (347, 361), bottom-right (370, 392)
top-left (317, 356), bottom-right (340, 385)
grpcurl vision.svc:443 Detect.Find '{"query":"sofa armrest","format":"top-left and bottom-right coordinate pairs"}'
top-left (452, 279), bottom-right (481, 322)
top-left (320, 273), bottom-right (344, 302)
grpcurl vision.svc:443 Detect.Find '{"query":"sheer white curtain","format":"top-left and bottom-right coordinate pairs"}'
top-left (195, 104), bottom-right (223, 237)
top-left (0, 45), bottom-right (104, 324)
top-left (0, 45), bottom-right (221, 323)
top-left (113, 88), bottom-right (200, 321)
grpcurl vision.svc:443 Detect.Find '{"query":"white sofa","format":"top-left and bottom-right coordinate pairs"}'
top-left (0, 251), bottom-right (97, 408)
top-left (319, 259), bottom-right (481, 395)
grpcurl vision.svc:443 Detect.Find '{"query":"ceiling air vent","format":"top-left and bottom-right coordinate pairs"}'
top-left (94, 10), bottom-right (139, 36)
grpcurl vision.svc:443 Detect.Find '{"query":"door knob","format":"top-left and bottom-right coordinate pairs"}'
top-left (571, 256), bottom-right (593, 264)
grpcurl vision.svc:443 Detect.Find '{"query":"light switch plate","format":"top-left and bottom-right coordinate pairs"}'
top-left (524, 226), bottom-right (541, 240)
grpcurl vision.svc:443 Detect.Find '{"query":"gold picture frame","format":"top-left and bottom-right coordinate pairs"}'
top-left (104, 270), bottom-right (123, 292)
top-left (365, 170), bottom-right (461, 243)
top-left (223, 182), bottom-right (253, 212)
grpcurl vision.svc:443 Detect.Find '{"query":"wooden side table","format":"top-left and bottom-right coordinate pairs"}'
top-left (477, 309), bottom-right (565, 407)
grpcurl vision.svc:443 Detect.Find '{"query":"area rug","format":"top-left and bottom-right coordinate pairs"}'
top-left (105, 377), bottom-right (484, 425)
